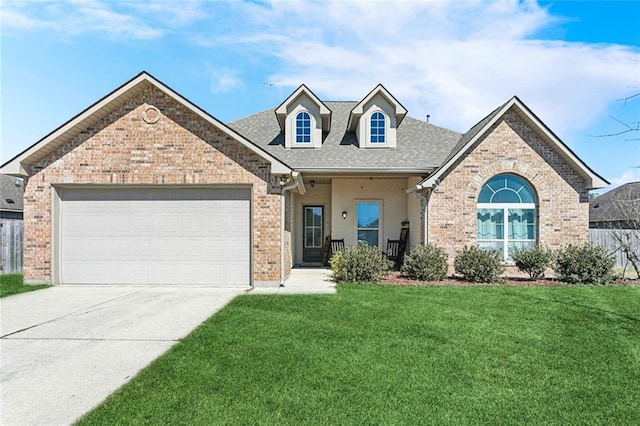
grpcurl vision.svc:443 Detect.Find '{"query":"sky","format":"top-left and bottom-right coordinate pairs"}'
top-left (1, 0), bottom-right (639, 193)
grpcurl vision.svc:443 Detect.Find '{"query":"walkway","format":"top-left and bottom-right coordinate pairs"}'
top-left (250, 267), bottom-right (337, 295)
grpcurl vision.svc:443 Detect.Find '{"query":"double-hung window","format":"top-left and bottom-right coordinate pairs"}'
top-left (356, 201), bottom-right (382, 247)
top-left (477, 174), bottom-right (536, 260)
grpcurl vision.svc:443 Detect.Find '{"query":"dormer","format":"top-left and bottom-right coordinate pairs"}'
top-left (347, 84), bottom-right (407, 148)
top-left (275, 85), bottom-right (331, 149)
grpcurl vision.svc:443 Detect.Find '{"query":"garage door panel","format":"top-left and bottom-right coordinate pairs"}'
top-left (60, 187), bottom-right (251, 286)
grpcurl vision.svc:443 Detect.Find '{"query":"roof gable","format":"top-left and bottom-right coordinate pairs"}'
top-left (274, 84), bottom-right (332, 133)
top-left (0, 72), bottom-right (292, 176)
top-left (417, 96), bottom-right (609, 191)
top-left (347, 84), bottom-right (407, 132)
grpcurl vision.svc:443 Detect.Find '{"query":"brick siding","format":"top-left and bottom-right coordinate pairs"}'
top-left (427, 110), bottom-right (590, 271)
top-left (23, 85), bottom-right (284, 285)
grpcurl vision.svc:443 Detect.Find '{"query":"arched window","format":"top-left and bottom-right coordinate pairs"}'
top-left (477, 174), bottom-right (536, 260)
top-left (296, 111), bottom-right (311, 143)
top-left (370, 112), bottom-right (385, 143)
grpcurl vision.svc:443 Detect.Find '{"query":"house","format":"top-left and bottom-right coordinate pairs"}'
top-left (0, 174), bottom-right (24, 273)
top-left (0, 72), bottom-right (608, 286)
top-left (0, 174), bottom-right (23, 220)
top-left (590, 181), bottom-right (640, 229)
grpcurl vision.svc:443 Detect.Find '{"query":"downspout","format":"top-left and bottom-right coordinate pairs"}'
top-left (280, 172), bottom-right (304, 286)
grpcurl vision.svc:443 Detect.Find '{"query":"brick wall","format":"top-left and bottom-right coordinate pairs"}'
top-left (427, 110), bottom-right (590, 270)
top-left (23, 85), bottom-right (284, 285)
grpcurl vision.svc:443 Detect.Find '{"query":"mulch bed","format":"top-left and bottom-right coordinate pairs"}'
top-left (381, 271), bottom-right (640, 287)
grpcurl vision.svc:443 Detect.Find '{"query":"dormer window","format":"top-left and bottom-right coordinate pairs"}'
top-left (275, 85), bottom-right (332, 149)
top-left (296, 111), bottom-right (311, 143)
top-left (370, 112), bottom-right (386, 143)
top-left (347, 84), bottom-right (406, 149)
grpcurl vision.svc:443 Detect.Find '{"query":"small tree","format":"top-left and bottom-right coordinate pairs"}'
top-left (592, 183), bottom-right (640, 278)
top-left (608, 186), bottom-right (640, 278)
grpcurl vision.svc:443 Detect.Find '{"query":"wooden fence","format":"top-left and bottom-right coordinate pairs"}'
top-left (589, 228), bottom-right (639, 270)
top-left (0, 220), bottom-right (23, 274)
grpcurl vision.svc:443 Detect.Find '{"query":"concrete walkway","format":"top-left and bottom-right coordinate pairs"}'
top-left (250, 267), bottom-right (337, 295)
top-left (0, 285), bottom-right (247, 425)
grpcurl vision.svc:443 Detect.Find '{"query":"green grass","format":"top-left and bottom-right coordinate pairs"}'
top-left (78, 284), bottom-right (640, 425)
top-left (0, 274), bottom-right (49, 297)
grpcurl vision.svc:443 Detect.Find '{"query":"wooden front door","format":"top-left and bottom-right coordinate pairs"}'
top-left (303, 206), bottom-right (323, 263)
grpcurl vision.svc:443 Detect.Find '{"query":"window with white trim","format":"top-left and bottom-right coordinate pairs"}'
top-left (477, 174), bottom-right (536, 260)
top-left (295, 111), bottom-right (311, 143)
top-left (370, 112), bottom-right (385, 143)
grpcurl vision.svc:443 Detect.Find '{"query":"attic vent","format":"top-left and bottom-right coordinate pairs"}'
top-left (5, 198), bottom-right (15, 204)
top-left (593, 203), bottom-right (600, 209)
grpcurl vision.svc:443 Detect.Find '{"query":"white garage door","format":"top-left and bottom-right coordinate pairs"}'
top-left (59, 187), bottom-right (251, 286)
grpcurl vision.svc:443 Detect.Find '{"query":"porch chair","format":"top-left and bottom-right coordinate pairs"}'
top-left (385, 227), bottom-right (409, 269)
top-left (330, 238), bottom-right (345, 257)
top-left (385, 239), bottom-right (402, 269)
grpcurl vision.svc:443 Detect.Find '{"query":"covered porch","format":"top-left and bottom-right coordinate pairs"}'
top-left (289, 175), bottom-right (424, 266)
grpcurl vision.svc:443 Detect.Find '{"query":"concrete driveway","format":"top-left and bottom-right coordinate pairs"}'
top-left (0, 285), bottom-right (247, 425)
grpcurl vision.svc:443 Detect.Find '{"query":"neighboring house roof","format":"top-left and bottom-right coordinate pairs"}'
top-left (417, 96), bottom-right (609, 190)
top-left (590, 181), bottom-right (640, 224)
top-left (0, 72), bottom-right (292, 177)
top-left (0, 174), bottom-right (24, 212)
top-left (228, 101), bottom-right (461, 173)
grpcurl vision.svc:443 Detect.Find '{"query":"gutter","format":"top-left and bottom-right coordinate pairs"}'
top-left (280, 171), bottom-right (305, 286)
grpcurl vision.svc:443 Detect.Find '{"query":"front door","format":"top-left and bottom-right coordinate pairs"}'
top-left (303, 206), bottom-right (323, 263)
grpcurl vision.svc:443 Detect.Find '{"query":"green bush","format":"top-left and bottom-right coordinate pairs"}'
top-left (511, 245), bottom-right (554, 280)
top-left (454, 246), bottom-right (505, 283)
top-left (330, 244), bottom-right (392, 283)
top-left (554, 244), bottom-right (615, 284)
top-left (400, 244), bottom-right (448, 281)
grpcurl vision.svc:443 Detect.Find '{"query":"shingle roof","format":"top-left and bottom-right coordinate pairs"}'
top-left (590, 181), bottom-right (640, 223)
top-left (228, 101), bottom-right (461, 171)
top-left (0, 175), bottom-right (24, 212)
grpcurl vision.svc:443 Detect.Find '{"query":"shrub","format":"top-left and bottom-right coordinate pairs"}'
top-left (330, 244), bottom-right (392, 283)
top-left (454, 246), bottom-right (505, 283)
top-left (400, 244), bottom-right (448, 281)
top-left (554, 244), bottom-right (615, 284)
top-left (511, 245), bottom-right (554, 280)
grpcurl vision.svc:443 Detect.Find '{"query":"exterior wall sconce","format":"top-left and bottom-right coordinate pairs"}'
top-left (310, 180), bottom-right (315, 187)
top-left (342, 211), bottom-right (348, 219)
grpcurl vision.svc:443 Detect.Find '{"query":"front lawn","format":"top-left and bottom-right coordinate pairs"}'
top-left (78, 285), bottom-right (640, 425)
top-left (0, 274), bottom-right (49, 298)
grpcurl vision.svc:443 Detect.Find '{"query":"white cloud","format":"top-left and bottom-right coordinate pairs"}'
top-left (1, 0), bottom-right (163, 40)
top-left (219, 0), bottom-right (640, 138)
top-left (603, 168), bottom-right (640, 193)
top-left (2, 0), bottom-right (638, 142)
top-left (206, 64), bottom-right (243, 93)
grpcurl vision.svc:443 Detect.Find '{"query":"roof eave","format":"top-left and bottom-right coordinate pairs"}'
top-left (296, 167), bottom-right (434, 175)
top-left (418, 97), bottom-right (610, 191)
top-left (1, 71), bottom-right (293, 177)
